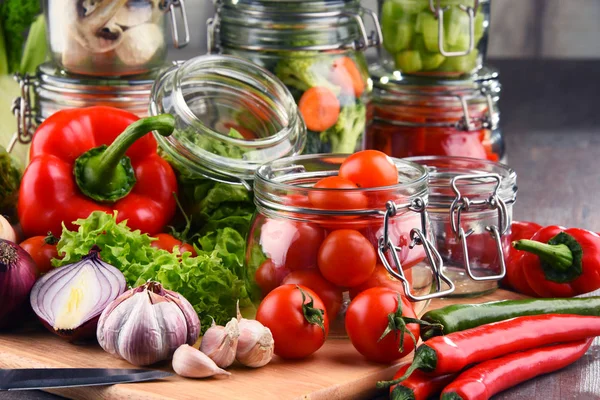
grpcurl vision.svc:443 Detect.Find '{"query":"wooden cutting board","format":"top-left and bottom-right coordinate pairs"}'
top-left (0, 289), bottom-right (526, 400)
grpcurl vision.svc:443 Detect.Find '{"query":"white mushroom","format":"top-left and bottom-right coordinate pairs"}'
top-left (115, 23), bottom-right (164, 67)
top-left (114, 0), bottom-right (159, 28)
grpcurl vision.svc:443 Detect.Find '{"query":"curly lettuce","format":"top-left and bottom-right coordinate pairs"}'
top-left (53, 211), bottom-right (250, 332)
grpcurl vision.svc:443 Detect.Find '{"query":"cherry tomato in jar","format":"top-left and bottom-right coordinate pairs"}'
top-left (349, 264), bottom-right (408, 300)
top-left (260, 219), bottom-right (325, 271)
top-left (256, 284), bottom-right (329, 359)
top-left (317, 229), bottom-right (376, 287)
top-left (283, 269), bottom-right (344, 317)
top-left (345, 287), bottom-right (419, 363)
top-left (255, 258), bottom-right (291, 296)
top-left (308, 176), bottom-right (368, 211)
top-left (20, 233), bottom-right (59, 274)
top-left (339, 150), bottom-right (399, 188)
top-left (151, 233), bottom-right (196, 256)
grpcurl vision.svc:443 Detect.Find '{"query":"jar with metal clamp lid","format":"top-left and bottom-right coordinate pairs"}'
top-left (366, 65), bottom-right (503, 162)
top-left (9, 62), bottom-right (159, 161)
top-left (207, 0), bottom-right (381, 154)
top-left (378, 0), bottom-right (489, 77)
top-left (246, 154), bottom-right (456, 334)
top-left (43, 0), bottom-right (190, 76)
top-left (149, 54), bottom-right (306, 243)
top-left (407, 156), bottom-right (517, 296)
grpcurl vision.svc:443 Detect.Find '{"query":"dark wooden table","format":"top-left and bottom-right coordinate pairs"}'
top-left (1, 59), bottom-right (599, 399)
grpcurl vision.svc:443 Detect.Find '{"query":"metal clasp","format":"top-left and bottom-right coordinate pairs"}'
top-left (347, 8), bottom-right (383, 50)
top-left (8, 74), bottom-right (35, 153)
top-left (206, 14), bottom-right (220, 54)
top-left (378, 199), bottom-right (455, 301)
top-left (429, 0), bottom-right (479, 57)
top-left (167, 0), bottom-right (190, 48)
top-left (449, 173), bottom-right (509, 281)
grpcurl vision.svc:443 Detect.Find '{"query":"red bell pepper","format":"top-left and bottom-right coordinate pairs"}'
top-left (18, 107), bottom-right (178, 237)
top-left (502, 221), bottom-right (542, 296)
top-left (513, 226), bottom-right (600, 297)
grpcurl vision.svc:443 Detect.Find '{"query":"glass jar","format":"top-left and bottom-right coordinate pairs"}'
top-left (367, 65), bottom-right (503, 162)
top-left (149, 55), bottom-right (306, 241)
top-left (43, 0), bottom-right (189, 76)
top-left (208, 0), bottom-right (381, 154)
top-left (378, 0), bottom-right (489, 77)
top-left (407, 156), bottom-right (517, 296)
top-left (9, 62), bottom-right (158, 161)
top-left (246, 154), bottom-right (456, 333)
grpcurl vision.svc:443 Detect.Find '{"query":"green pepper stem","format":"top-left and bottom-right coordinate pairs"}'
top-left (376, 345), bottom-right (437, 389)
top-left (390, 386), bottom-right (416, 400)
top-left (441, 393), bottom-right (464, 400)
top-left (513, 239), bottom-right (573, 271)
top-left (74, 114), bottom-right (175, 202)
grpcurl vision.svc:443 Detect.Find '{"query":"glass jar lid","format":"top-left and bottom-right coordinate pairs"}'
top-left (150, 54), bottom-right (306, 185)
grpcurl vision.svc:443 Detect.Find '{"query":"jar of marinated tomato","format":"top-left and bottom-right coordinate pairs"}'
top-left (9, 62), bottom-right (158, 158)
top-left (367, 65), bottom-right (503, 161)
top-left (208, 0), bottom-right (381, 154)
top-left (378, 0), bottom-right (489, 77)
top-left (149, 55), bottom-right (306, 242)
top-left (246, 154), bottom-right (456, 335)
top-left (407, 156), bottom-right (517, 296)
top-left (43, 0), bottom-right (189, 76)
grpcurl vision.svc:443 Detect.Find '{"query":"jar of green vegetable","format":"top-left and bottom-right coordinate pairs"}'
top-left (208, 0), bottom-right (381, 154)
top-left (149, 55), bottom-right (306, 243)
top-left (378, 0), bottom-right (489, 77)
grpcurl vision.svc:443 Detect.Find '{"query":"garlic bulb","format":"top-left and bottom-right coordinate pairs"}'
top-left (97, 281), bottom-right (200, 367)
top-left (236, 303), bottom-right (274, 368)
top-left (200, 318), bottom-right (239, 369)
top-left (173, 344), bottom-right (230, 379)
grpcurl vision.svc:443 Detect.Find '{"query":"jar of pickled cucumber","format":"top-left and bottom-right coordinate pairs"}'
top-left (378, 0), bottom-right (489, 77)
top-left (208, 0), bottom-right (381, 154)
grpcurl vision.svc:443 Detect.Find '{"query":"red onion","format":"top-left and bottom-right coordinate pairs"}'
top-left (0, 239), bottom-right (38, 327)
top-left (30, 247), bottom-right (126, 341)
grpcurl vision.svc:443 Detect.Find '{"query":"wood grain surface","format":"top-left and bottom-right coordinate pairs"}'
top-left (0, 291), bottom-right (525, 400)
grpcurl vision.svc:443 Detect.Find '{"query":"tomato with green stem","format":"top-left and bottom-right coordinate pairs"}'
top-left (256, 284), bottom-right (329, 359)
top-left (345, 287), bottom-right (430, 363)
top-left (20, 233), bottom-right (59, 274)
top-left (339, 150), bottom-right (399, 188)
top-left (283, 269), bottom-right (344, 317)
top-left (317, 229), bottom-right (377, 287)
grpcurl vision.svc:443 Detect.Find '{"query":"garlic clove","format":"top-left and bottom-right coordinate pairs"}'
top-left (236, 319), bottom-right (275, 368)
top-left (199, 318), bottom-right (239, 369)
top-left (172, 344), bottom-right (231, 379)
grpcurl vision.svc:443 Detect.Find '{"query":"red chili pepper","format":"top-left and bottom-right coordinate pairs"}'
top-left (513, 226), bottom-right (600, 297)
top-left (18, 107), bottom-right (178, 237)
top-left (377, 314), bottom-right (600, 388)
top-left (440, 338), bottom-right (593, 400)
top-left (390, 363), bottom-right (456, 400)
top-left (502, 221), bottom-right (542, 295)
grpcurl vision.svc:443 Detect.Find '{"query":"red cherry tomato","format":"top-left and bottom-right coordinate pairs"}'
top-left (260, 219), bottom-right (325, 271)
top-left (339, 150), bottom-right (399, 188)
top-left (255, 258), bottom-right (290, 296)
top-left (345, 287), bottom-right (419, 363)
top-left (151, 233), bottom-right (196, 256)
top-left (282, 269), bottom-right (344, 317)
top-left (349, 264), bottom-right (409, 299)
top-left (19, 235), bottom-right (58, 274)
top-left (256, 284), bottom-right (329, 359)
top-left (308, 176), bottom-right (368, 211)
top-left (317, 229), bottom-right (376, 287)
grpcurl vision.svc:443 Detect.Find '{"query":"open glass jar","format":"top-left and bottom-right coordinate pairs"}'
top-left (367, 65), bottom-right (503, 161)
top-left (149, 55), bottom-right (306, 239)
top-left (378, 0), bottom-right (489, 77)
top-left (208, 0), bottom-right (381, 154)
top-left (246, 154), bottom-right (456, 334)
top-left (43, 0), bottom-right (189, 76)
top-left (408, 156), bottom-right (517, 296)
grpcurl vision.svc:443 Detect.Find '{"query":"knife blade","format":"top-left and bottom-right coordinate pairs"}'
top-left (0, 368), bottom-right (173, 391)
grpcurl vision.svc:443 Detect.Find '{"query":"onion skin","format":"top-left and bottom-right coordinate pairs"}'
top-left (97, 281), bottom-right (201, 367)
top-left (0, 239), bottom-right (39, 328)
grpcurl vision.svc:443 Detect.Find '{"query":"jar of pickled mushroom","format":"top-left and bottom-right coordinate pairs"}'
top-left (208, 0), bottom-right (380, 154)
top-left (367, 65), bottom-right (503, 161)
top-left (407, 156), bottom-right (517, 296)
top-left (246, 154), bottom-right (456, 335)
top-left (149, 55), bottom-right (306, 244)
top-left (378, 0), bottom-right (489, 77)
top-left (43, 0), bottom-right (189, 76)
